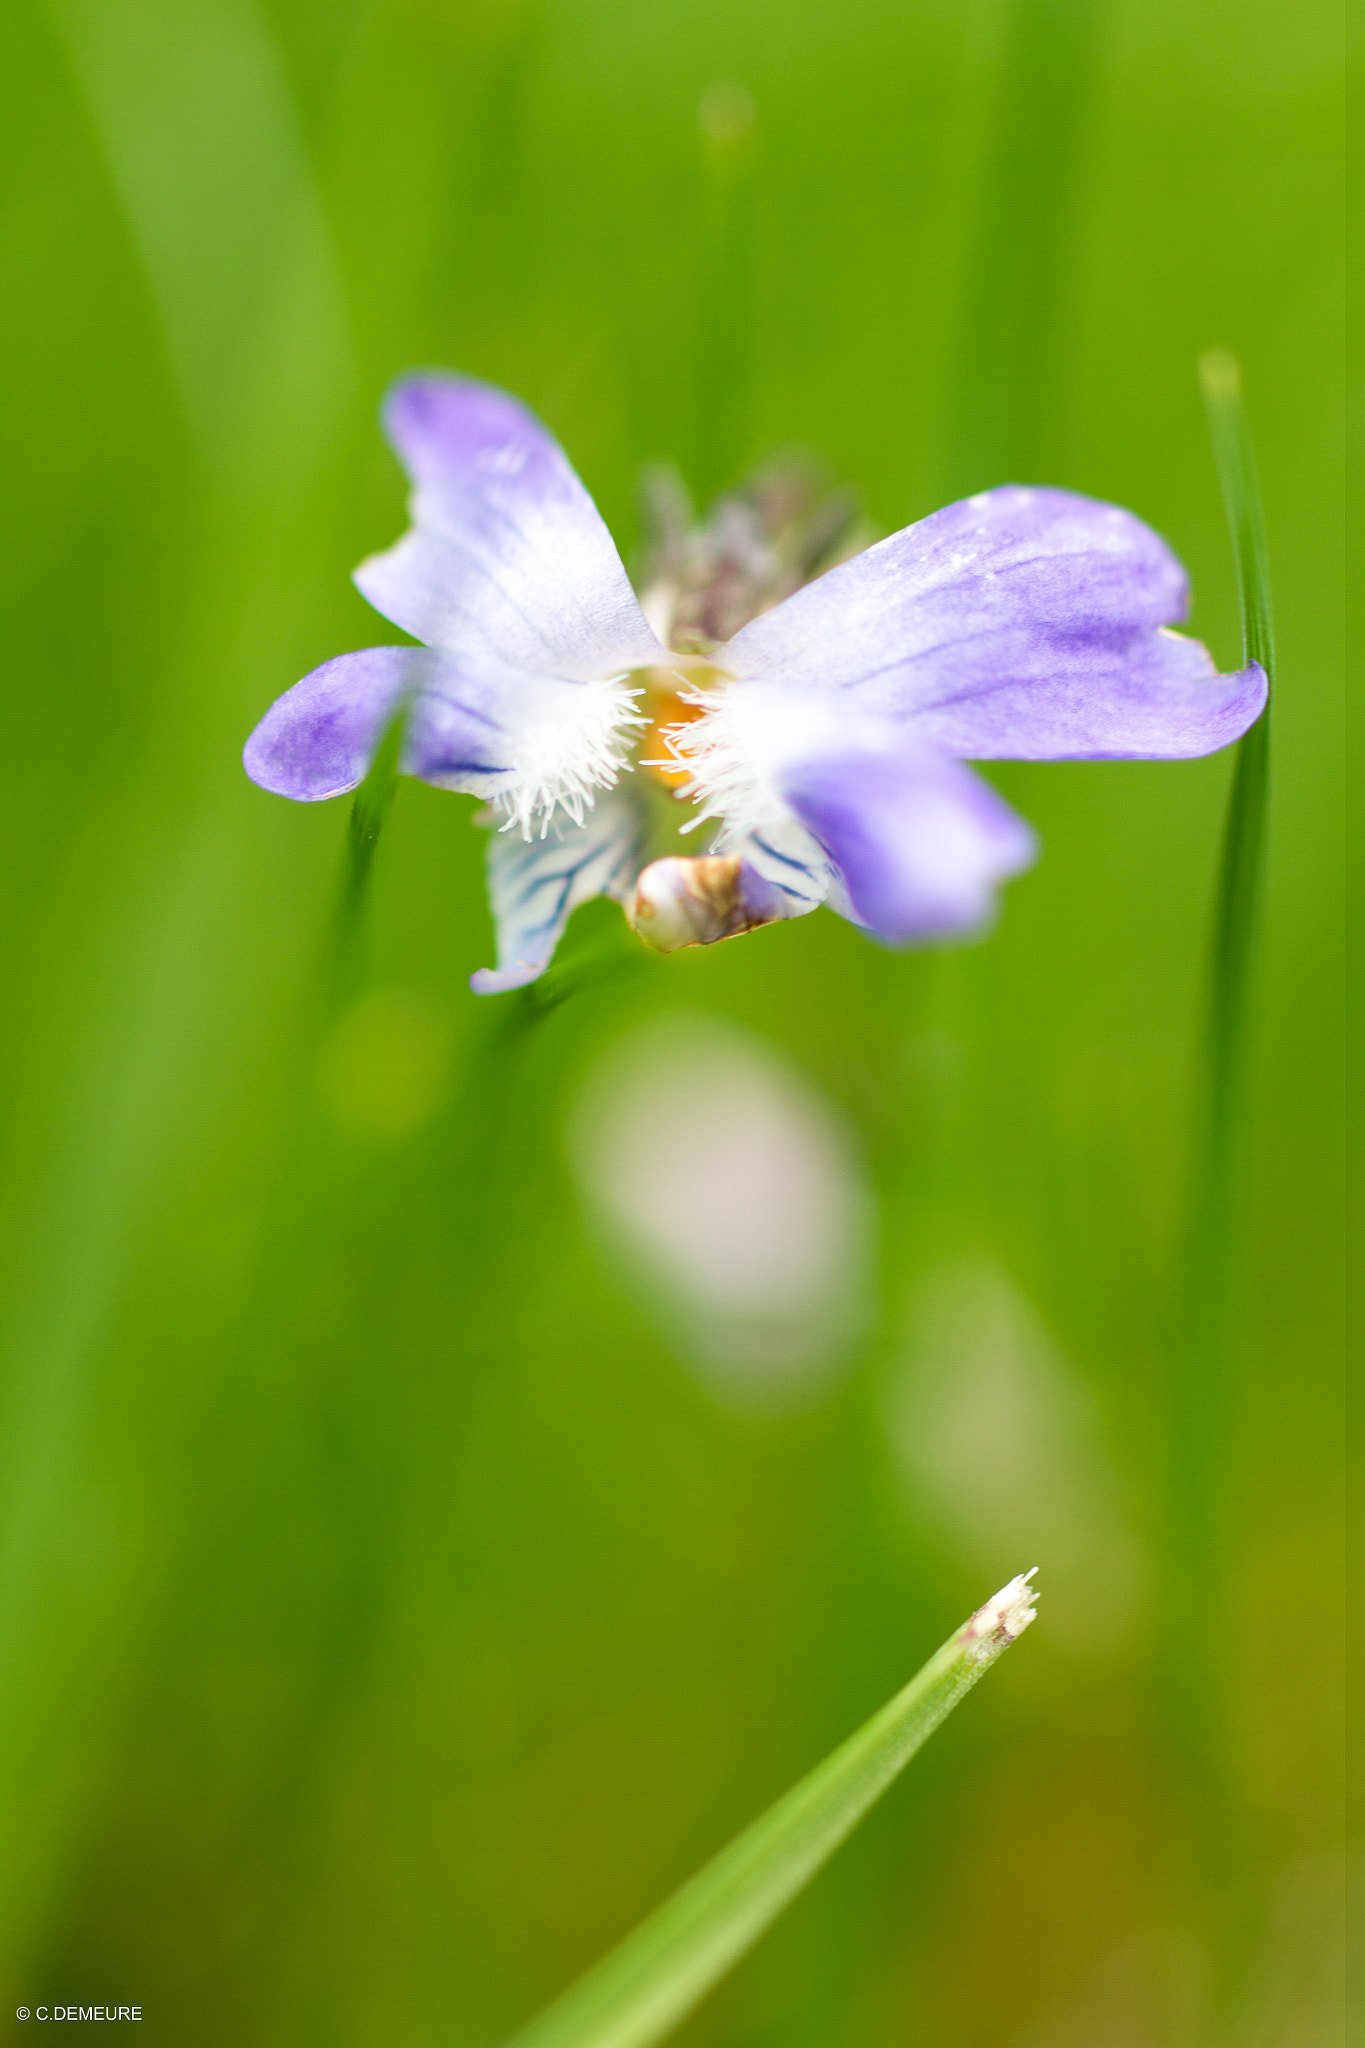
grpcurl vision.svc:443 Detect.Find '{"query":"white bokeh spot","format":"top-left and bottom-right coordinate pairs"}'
top-left (566, 1012), bottom-right (875, 1406)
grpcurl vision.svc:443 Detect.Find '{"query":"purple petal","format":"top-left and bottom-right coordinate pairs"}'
top-left (243, 646), bottom-right (426, 801)
top-left (778, 734), bottom-right (1036, 945)
top-left (246, 639), bottom-right (639, 820)
top-left (910, 639), bottom-right (1267, 761)
top-left (354, 373), bottom-right (666, 678)
top-left (715, 485), bottom-right (1264, 761)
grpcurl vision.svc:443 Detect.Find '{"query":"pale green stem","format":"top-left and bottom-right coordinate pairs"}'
top-left (499, 1574), bottom-right (1038, 2048)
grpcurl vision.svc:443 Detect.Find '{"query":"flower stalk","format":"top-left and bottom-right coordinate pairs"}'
top-left (498, 1574), bottom-right (1037, 2048)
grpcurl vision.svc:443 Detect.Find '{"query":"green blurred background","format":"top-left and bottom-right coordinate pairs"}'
top-left (0, 0), bottom-right (1343, 2041)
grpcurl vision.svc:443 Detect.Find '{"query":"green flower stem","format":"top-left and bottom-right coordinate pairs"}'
top-left (499, 1575), bottom-right (1037, 2048)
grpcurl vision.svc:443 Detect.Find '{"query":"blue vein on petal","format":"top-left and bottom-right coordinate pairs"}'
top-left (500, 833), bottom-right (607, 879)
top-left (412, 684), bottom-right (508, 732)
top-left (748, 834), bottom-right (813, 873)
top-left (752, 612), bottom-right (1166, 706)
top-left (417, 504), bottom-right (631, 671)
top-left (409, 683), bottom-right (512, 776)
top-left (411, 531), bottom-right (567, 667)
top-left (430, 476), bottom-right (639, 655)
top-left (509, 838), bottom-right (637, 947)
top-left (749, 834), bottom-right (825, 898)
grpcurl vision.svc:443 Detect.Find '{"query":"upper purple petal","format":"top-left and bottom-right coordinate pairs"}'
top-left (715, 485), bottom-right (1265, 761)
top-left (353, 374), bottom-right (666, 679)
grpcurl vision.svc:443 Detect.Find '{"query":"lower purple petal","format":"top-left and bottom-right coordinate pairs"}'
top-left (780, 741), bottom-right (1036, 944)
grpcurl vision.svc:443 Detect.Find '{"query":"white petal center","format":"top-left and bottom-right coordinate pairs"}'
top-left (655, 684), bottom-right (800, 849)
top-left (495, 675), bottom-right (647, 840)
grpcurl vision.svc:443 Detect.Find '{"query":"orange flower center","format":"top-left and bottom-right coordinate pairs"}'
top-left (640, 669), bottom-right (717, 790)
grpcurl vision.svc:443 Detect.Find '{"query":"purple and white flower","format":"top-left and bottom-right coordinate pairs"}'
top-left (244, 373), bottom-right (1267, 993)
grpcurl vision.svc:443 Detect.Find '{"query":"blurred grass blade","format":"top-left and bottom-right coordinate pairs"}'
top-left (694, 81), bottom-right (757, 498)
top-left (500, 1574), bottom-right (1038, 2048)
top-left (344, 719), bottom-right (404, 911)
top-left (48, 0), bottom-right (352, 483)
top-left (941, 0), bottom-right (1106, 496)
top-left (332, 715), bottom-right (405, 999)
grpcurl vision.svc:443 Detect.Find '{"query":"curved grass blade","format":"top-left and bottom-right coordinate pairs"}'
top-left (1175, 355), bottom-right (1274, 1506)
top-left (499, 1573), bottom-right (1038, 2048)
top-left (1200, 348), bottom-right (1275, 681)
top-left (1196, 347), bottom-right (1274, 1178)
top-left (1163, 353), bottom-right (1274, 1832)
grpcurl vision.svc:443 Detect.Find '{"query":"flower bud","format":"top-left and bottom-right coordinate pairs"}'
top-left (626, 855), bottom-right (790, 952)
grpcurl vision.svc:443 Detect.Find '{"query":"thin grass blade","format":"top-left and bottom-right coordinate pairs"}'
top-left (1163, 354), bottom-right (1275, 1856)
top-left (1196, 347), bottom-right (1274, 1171)
top-left (499, 1573), bottom-right (1038, 2048)
top-left (1180, 351), bottom-right (1275, 1403)
top-left (1200, 348), bottom-right (1275, 680)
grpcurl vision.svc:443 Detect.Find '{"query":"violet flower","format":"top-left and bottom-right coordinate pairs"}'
top-left (244, 373), bottom-right (1266, 993)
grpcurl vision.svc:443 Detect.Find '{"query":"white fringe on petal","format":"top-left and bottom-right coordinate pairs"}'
top-left (493, 675), bottom-right (648, 841)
